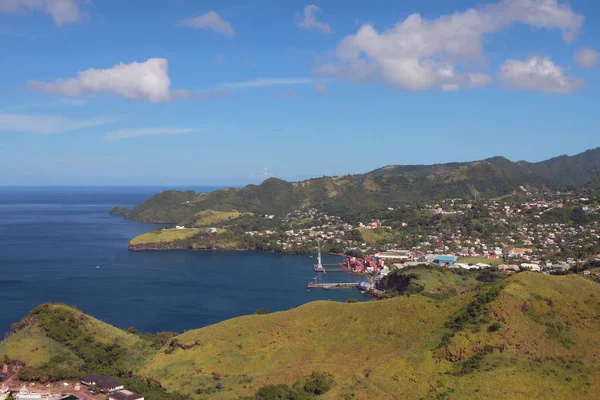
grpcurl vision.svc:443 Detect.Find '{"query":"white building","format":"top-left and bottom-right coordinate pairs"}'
top-left (520, 263), bottom-right (541, 272)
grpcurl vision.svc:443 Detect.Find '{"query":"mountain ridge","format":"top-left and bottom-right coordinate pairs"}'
top-left (119, 147), bottom-right (600, 222)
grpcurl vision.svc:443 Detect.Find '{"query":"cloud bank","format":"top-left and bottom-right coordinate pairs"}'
top-left (0, 113), bottom-right (114, 134)
top-left (27, 58), bottom-right (189, 103)
top-left (0, 0), bottom-right (91, 26)
top-left (499, 56), bottom-right (583, 94)
top-left (180, 11), bottom-right (235, 37)
top-left (315, 0), bottom-right (584, 92)
top-left (296, 5), bottom-right (332, 34)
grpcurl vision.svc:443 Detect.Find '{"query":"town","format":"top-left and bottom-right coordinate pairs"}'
top-left (241, 187), bottom-right (600, 279)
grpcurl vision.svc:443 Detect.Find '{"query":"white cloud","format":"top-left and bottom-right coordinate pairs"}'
top-left (314, 83), bottom-right (328, 95)
top-left (0, 0), bottom-right (90, 26)
top-left (296, 5), bottom-right (332, 34)
top-left (315, 0), bottom-right (583, 91)
top-left (27, 58), bottom-right (182, 103)
top-left (499, 56), bottom-right (583, 94)
top-left (180, 11), bottom-right (235, 37)
top-left (0, 113), bottom-right (115, 134)
top-left (221, 78), bottom-right (312, 89)
top-left (574, 48), bottom-right (599, 69)
top-left (104, 127), bottom-right (200, 141)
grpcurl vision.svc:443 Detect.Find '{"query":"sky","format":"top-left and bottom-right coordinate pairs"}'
top-left (0, 0), bottom-right (599, 186)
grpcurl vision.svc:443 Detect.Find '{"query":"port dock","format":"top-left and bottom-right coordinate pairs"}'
top-left (312, 263), bottom-right (345, 274)
top-left (307, 282), bottom-right (358, 290)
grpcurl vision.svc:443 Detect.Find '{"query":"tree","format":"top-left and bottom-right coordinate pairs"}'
top-left (570, 207), bottom-right (587, 224)
top-left (255, 384), bottom-right (292, 400)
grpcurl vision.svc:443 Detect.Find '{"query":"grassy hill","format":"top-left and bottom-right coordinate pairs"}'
top-left (186, 210), bottom-right (250, 227)
top-left (118, 148), bottom-right (600, 223)
top-left (2, 273), bottom-right (600, 399)
top-left (129, 229), bottom-right (200, 246)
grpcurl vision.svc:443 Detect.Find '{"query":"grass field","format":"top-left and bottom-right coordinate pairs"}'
top-left (358, 227), bottom-right (386, 244)
top-left (407, 267), bottom-right (480, 292)
top-left (129, 229), bottom-right (199, 245)
top-left (458, 256), bottom-right (504, 266)
top-left (190, 210), bottom-right (250, 227)
top-left (3, 274), bottom-right (600, 399)
top-left (0, 324), bottom-right (81, 367)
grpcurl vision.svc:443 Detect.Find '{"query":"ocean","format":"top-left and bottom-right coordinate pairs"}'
top-left (0, 187), bottom-right (369, 335)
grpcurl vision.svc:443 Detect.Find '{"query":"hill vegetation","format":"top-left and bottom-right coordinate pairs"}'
top-left (117, 148), bottom-right (600, 222)
top-left (2, 273), bottom-right (600, 399)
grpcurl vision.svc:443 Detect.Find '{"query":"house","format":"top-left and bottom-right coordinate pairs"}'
top-left (497, 264), bottom-right (519, 271)
top-left (508, 247), bottom-right (532, 258)
top-left (452, 263), bottom-right (473, 270)
top-left (520, 263), bottom-right (541, 272)
top-left (109, 390), bottom-right (145, 400)
top-left (81, 374), bottom-right (125, 393)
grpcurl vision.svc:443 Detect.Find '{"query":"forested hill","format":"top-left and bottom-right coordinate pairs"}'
top-left (119, 147), bottom-right (600, 222)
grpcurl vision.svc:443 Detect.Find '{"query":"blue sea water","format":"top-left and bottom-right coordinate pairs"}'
top-left (0, 187), bottom-right (369, 335)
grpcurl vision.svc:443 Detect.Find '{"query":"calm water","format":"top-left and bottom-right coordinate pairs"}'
top-left (0, 187), bottom-right (368, 335)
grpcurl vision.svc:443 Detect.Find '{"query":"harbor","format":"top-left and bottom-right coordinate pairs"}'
top-left (308, 239), bottom-right (374, 291)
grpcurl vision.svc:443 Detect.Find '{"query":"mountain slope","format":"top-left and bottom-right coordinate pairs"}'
top-left (2, 273), bottom-right (600, 399)
top-left (120, 147), bottom-right (600, 222)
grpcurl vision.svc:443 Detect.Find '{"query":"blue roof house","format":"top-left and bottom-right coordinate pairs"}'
top-left (434, 255), bottom-right (457, 266)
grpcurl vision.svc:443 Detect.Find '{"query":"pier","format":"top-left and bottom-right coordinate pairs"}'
top-left (307, 282), bottom-right (358, 290)
top-left (312, 263), bottom-right (345, 274)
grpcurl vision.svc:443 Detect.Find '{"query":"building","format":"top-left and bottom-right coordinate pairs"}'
top-left (81, 373), bottom-right (125, 393)
top-left (374, 250), bottom-right (412, 261)
top-left (434, 255), bottom-right (457, 266)
top-left (507, 247), bottom-right (532, 258)
top-left (520, 263), bottom-right (541, 272)
top-left (109, 390), bottom-right (145, 400)
top-left (14, 391), bottom-right (43, 400)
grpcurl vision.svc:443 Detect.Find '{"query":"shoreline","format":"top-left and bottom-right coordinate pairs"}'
top-left (128, 244), bottom-right (375, 280)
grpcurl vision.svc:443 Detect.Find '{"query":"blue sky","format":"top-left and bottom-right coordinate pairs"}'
top-left (0, 0), bottom-right (599, 186)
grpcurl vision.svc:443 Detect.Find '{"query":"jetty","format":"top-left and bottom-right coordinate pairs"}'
top-left (312, 238), bottom-right (345, 274)
top-left (312, 263), bottom-right (344, 274)
top-left (307, 282), bottom-right (358, 290)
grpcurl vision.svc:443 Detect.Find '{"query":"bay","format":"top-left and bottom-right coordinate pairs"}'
top-left (0, 187), bottom-right (369, 335)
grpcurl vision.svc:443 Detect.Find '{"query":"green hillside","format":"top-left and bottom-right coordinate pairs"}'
top-left (2, 273), bottom-right (600, 399)
top-left (118, 147), bottom-right (600, 222)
